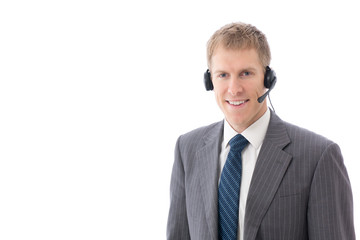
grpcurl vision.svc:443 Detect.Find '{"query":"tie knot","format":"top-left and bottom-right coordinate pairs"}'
top-left (229, 134), bottom-right (249, 152)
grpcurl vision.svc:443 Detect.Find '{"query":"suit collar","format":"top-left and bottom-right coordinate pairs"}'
top-left (244, 111), bottom-right (292, 240)
top-left (263, 110), bottom-right (291, 148)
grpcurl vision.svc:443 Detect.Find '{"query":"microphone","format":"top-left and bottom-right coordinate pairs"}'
top-left (257, 90), bottom-right (271, 103)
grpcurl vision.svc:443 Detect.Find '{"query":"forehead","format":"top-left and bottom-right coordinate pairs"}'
top-left (211, 46), bottom-right (262, 71)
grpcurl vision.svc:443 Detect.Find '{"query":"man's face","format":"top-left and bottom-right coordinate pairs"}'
top-left (211, 46), bottom-right (267, 133)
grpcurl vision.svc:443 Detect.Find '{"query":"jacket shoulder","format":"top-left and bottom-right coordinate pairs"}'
top-left (180, 121), bottom-right (222, 141)
top-left (282, 120), bottom-right (335, 152)
top-left (176, 121), bottom-right (223, 152)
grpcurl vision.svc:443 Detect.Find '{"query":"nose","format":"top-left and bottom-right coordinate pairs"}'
top-left (227, 76), bottom-right (243, 96)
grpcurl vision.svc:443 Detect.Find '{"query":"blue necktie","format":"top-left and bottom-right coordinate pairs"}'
top-left (218, 134), bottom-right (249, 240)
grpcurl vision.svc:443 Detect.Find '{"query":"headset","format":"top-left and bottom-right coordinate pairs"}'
top-left (203, 66), bottom-right (277, 103)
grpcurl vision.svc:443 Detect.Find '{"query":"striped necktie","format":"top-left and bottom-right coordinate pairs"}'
top-left (218, 134), bottom-right (249, 240)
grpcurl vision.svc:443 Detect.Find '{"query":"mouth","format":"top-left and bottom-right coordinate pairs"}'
top-left (226, 99), bottom-right (249, 106)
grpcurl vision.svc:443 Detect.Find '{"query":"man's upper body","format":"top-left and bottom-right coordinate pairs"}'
top-left (167, 110), bottom-right (355, 239)
top-left (167, 22), bottom-right (355, 240)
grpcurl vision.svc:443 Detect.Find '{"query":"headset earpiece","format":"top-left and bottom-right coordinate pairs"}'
top-left (257, 66), bottom-right (277, 103)
top-left (204, 69), bottom-right (213, 91)
top-left (264, 66), bottom-right (277, 90)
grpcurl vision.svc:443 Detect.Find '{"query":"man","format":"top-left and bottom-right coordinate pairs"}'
top-left (167, 22), bottom-right (355, 240)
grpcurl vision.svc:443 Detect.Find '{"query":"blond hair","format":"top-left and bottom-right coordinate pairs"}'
top-left (207, 22), bottom-right (271, 69)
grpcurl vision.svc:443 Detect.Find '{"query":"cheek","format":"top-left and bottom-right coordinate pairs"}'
top-left (213, 90), bottom-right (227, 110)
top-left (214, 90), bottom-right (223, 105)
top-left (247, 80), bottom-right (265, 96)
top-left (213, 84), bottom-right (225, 98)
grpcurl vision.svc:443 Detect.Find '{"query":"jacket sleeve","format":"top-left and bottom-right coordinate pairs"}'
top-left (307, 143), bottom-right (355, 239)
top-left (167, 136), bottom-right (191, 240)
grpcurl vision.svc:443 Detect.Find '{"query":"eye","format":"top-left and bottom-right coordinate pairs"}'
top-left (218, 73), bottom-right (228, 78)
top-left (240, 71), bottom-right (251, 77)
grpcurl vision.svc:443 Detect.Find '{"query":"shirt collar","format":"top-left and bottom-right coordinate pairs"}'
top-left (223, 108), bottom-right (271, 150)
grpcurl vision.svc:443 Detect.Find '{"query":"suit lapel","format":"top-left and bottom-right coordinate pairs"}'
top-left (196, 121), bottom-right (224, 240)
top-left (244, 112), bottom-right (292, 240)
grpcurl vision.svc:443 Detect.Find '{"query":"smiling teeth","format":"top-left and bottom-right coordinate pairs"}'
top-left (229, 100), bottom-right (245, 106)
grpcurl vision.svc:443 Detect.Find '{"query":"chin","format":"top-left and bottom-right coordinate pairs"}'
top-left (227, 116), bottom-right (249, 130)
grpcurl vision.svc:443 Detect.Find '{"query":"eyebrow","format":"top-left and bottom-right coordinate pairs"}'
top-left (213, 67), bottom-right (258, 75)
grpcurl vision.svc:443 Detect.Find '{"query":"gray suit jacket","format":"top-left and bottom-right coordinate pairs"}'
top-left (167, 111), bottom-right (355, 240)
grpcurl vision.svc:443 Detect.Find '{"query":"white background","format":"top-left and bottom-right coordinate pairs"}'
top-left (0, 0), bottom-right (359, 239)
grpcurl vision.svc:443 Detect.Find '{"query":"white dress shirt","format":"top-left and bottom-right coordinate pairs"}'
top-left (219, 108), bottom-right (270, 240)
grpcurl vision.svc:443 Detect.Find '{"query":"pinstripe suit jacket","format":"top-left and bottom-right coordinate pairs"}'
top-left (167, 111), bottom-right (355, 240)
